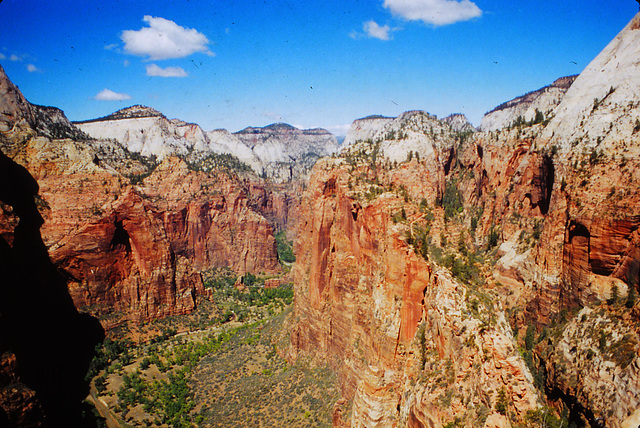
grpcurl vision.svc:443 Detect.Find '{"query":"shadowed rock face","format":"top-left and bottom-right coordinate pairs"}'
top-left (0, 151), bottom-right (104, 427)
top-left (47, 157), bottom-right (283, 326)
top-left (0, 65), bottom-right (286, 329)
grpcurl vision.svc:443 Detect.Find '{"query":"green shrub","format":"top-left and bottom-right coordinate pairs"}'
top-left (495, 387), bottom-right (508, 415)
top-left (442, 181), bottom-right (463, 220)
top-left (525, 325), bottom-right (536, 351)
top-left (487, 225), bottom-right (500, 249)
top-left (626, 286), bottom-right (637, 308)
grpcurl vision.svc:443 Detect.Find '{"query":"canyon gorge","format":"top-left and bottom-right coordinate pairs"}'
top-left (1, 11), bottom-right (640, 428)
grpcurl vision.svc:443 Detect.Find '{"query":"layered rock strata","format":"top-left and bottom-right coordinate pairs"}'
top-left (0, 66), bottom-right (283, 327)
top-left (290, 13), bottom-right (640, 427)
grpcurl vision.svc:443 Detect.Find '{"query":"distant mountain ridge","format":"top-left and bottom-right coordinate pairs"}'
top-left (76, 108), bottom-right (339, 182)
top-left (73, 105), bottom-right (164, 123)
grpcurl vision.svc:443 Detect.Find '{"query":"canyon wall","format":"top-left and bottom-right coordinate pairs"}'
top-left (0, 65), bottom-right (285, 329)
top-left (290, 13), bottom-right (640, 427)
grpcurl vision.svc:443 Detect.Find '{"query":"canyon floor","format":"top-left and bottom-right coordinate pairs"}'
top-left (85, 276), bottom-right (341, 428)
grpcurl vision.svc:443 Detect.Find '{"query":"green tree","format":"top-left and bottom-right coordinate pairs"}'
top-left (608, 283), bottom-right (619, 305)
top-left (533, 109), bottom-right (544, 124)
top-left (525, 325), bottom-right (536, 351)
top-left (626, 285), bottom-right (637, 308)
top-left (495, 387), bottom-right (508, 415)
top-left (275, 231), bottom-right (296, 263)
top-left (487, 225), bottom-right (500, 249)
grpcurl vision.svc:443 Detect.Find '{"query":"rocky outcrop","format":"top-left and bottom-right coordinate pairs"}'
top-left (342, 115), bottom-right (394, 147)
top-left (543, 306), bottom-right (640, 428)
top-left (31, 152), bottom-right (281, 325)
top-left (234, 123), bottom-right (339, 182)
top-left (290, 15), bottom-right (640, 426)
top-left (76, 107), bottom-right (212, 160)
top-left (290, 156), bottom-right (540, 427)
top-left (206, 129), bottom-right (264, 172)
top-left (542, 13), bottom-right (640, 157)
top-left (480, 75), bottom-right (577, 132)
top-left (443, 113), bottom-right (476, 133)
top-left (0, 64), bottom-right (86, 140)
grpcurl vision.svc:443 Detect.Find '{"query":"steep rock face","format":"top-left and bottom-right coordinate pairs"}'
top-left (234, 123), bottom-right (339, 182)
top-left (291, 156), bottom-right (540, 427)
top-left (290, 14), bottom-right (640, 423)
top-left (342, 115), bottom-right (394, 147)
top-left (41, 156), bottom-right (281, 325)
top-left (0, 65), bottom-right (85, 140)
top-left (544, 306), bottom-right (640, 427)
top-left (51, 186), bottom-right (205, 325)
top-left (0, 69), bottom-right (282, 327)
top-left (542, 13), bottom-right (640, 155)
top-left (247, 180), bottom-right (302, 235)
top-left (480, 75), bottom-right (577, 132)
top-left (0, 65), bottom-right (34, 132)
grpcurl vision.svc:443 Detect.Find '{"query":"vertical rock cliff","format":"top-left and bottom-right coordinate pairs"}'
top-left (289, 13), bottom-right (640, 427)
top-left (0, 65), bottom-right (284, 328)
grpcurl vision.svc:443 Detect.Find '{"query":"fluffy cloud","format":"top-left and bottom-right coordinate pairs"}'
top-left (383, 0), bottom-right (482, 26)
top-left (0, 53), bottom-right (5, 60)
top-left (9, 54), bottom-right (21, 61)
top-left (146, 63), bottom-right (188, 77)
top-left (121, 16), bottom-right (213, 60)
top-left (26, 64), bottom-right (39, 73)
top-left (364, 21), bottom-right (392, 40)
top-left (94, 89), bottom-right (132, 101)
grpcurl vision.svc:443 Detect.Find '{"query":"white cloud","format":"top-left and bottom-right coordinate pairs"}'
top-left (26, 64), bottom-right (39, 73)
top-left (383, 0), bottom-right (482, 26)
top-left (121, 16), bottom-right (213, 60)
top-left (9, 54), bottom-right (21, 61)
top-left (94, 89), bottom-right (132, 101)
top-left (124, 59), bottom-right (130, 67)
top-left (364, 20), bottom-right (391, 40)
top-left (0, 53), bottom-right (5, 59)
top-left (104, 43), bottom-right (118, 50)
top-left (146, 63), bottom-right (188, 77)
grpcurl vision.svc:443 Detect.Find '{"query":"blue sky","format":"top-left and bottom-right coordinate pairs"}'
top-left (0, 0), bottom-right (637, 134)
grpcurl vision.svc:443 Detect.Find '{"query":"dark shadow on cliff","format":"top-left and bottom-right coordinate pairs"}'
top-left (0, 151), bottom-right (105, 426)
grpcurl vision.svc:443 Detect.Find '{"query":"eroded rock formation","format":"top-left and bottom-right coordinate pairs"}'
top-left (289, 13), bottom-right (640, 427)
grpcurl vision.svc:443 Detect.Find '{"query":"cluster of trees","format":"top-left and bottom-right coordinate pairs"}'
top-left (437, 180), bottom-right (463, 221)
top-left (116, 331), bottom-right (234, 427)
top-left (204, 270), bottom-right (294, 323)
top-left (185, 153), bottom-right (252, 174)
top-left (275, 231), bottom-right (296, 263)
top-left (508, 109), bottom-right (546, 129)
top-left (85, 338), bottom-right (133, 381)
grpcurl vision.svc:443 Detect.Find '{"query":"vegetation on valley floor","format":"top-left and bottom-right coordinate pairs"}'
top-left (84, 262), bottom-right (339, 427)
top-left (86, 307), bottom-right (339, 428)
